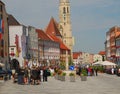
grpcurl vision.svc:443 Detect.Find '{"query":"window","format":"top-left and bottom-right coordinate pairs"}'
top-left (0, 14), bottom-right (2, 19)
top-left (0, 5), bottom-right (2, 12)
top-left (64, 17), bottom-right (66, 20)
top-left (64, 40), bottom-right (66, 43)
top-left (63, 7), bottom-right (66, 14)
top-left (11, 48), bottom-right (14, 51)
top-left (67, 7), bottom-right (69, 13)
top-left (64, 33), bottom-right (66, 37)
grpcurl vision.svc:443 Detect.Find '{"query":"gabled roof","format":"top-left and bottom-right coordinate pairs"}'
top-left (0, 1), bottom-right (5, 5)
top-left (73, 52), bottom-right (82, 59)
top-left (48, 35), bottom-right (69, 50)
top-left (45, 17), bottom-right (62, 37)
top-left (8, 14), bottom-right (21, 26)
top-left (98, 51), bottom-right (105, 55)
top-left (36, 29), bottom-right (51, 41)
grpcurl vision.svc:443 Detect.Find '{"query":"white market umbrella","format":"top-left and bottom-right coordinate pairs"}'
top-left (101, 61), bottom-right (117, 66)
top-left (92, 61), bottom-right (102, 65)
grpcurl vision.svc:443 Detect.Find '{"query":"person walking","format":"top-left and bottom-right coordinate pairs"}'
top-left (43, 67), bottom-right (48, 82)
top-left (28, 68), bottom-right (31, 84)
top-left (95, 67), bottom-right (98, 76)
top-left (111, 67), bottom-right (114, 75)
top-left (24, 67), bottom-right (29, 84)
top-left (40, 68), bottom-right (43, 82)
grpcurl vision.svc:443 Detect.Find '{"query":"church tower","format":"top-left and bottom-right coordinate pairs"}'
top-left (59, 0), bottom-right (74, 53)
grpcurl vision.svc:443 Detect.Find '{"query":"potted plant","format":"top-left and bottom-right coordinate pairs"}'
top-left (69, 72), bottom-right (75, 82)
top-left (61, 72), bottom-right (66, 81)
top-left (81, 69), bottom-right (87, 81)
top-left (57, 69), bottom-right (62, 80)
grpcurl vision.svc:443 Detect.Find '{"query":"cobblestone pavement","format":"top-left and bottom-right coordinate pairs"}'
top-left (0, 73), bottom-right (120, 94)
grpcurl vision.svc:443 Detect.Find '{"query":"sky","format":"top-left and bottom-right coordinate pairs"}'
top-left (2, 0), bottom-right (120, 54)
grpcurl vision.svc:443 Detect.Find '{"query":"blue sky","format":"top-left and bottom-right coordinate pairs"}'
top-left (2, 0), bottom-right (120, 54)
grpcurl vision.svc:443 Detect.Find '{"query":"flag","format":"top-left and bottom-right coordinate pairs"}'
top-left (0, 19), bottom-right (4, 33)
top-left (16, 50), bottom-right (19, 57)
top-left (2, 20), bottom-right (4, 29)
top-left (0, 19), bottom-right (2, 32)
top-left (2, 19), bottom-right (4, 33)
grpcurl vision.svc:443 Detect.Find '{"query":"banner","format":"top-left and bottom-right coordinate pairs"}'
top-left (0, 19), bottom-right (4, 33)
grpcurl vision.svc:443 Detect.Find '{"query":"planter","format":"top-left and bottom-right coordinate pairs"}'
top-left (54, 74), bottom-right (58, 80)
top-left (58, 75), bottom-right (61, 80)
top-left (70, 76), bottom-right (75, 82)
top-left (61, 76), bottom-right (65, 81)
top-left (81, 76), bottom-right (87, 81)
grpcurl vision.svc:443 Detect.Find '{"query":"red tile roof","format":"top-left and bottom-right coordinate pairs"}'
top-left (44, 17), bottom-right (69, 50)
top-left (98, 51), bottom-right (106, 55)
top-left (48, 35), bottom-right (70, 50)
top-left (73, 52), bottom-right (82, 59)
top-left (45, 17), bottom-right (62, 36)
top-left (36, 29), bottom-right (51, 41)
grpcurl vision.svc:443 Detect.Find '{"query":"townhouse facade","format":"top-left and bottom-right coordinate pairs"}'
top-left (89, 54), bottom-right (94, 64)
top-left (8, 15), bottom-right (28, 67)
top-left (0, 1), bottom-right (9, 70)
top-left (37, 29), bottom-right (60, 66)
top-left (45, 17), bottom-right (70, 70)
top-left (105, 26), bottom-right (120, 64)
top-left (93, 54), bottom-right (103, 62)
top-left (115, 35), bottom-right (120, 65)
top-left (82, 52), bottom-right (91, 64)
top-left (73, 52), bottom-right (82, 66)
top-left (73, 52), bottom-right (103, 66)
top-left (27, 26), bottom-right (38, 67)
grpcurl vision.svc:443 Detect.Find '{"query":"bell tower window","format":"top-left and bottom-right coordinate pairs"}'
top-left (67, 7), bottom-right (69, 13)
top-left (63, 7), bottom-right (66, 14)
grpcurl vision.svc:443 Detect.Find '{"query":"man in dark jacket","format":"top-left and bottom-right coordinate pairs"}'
top-left (43, 67), bottom-right (48, 82)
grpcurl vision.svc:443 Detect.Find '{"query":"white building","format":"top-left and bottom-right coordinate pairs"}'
top-left (37, 29), bottom-right (60, 66)
top-left (9, 15), bottom-right (27, 67)
top-left (93, 54), bottom-right (103, 62)
top-left (73, 52), bottom-right (82, 66)
top-left (82, 52), bottom-right (90, 64)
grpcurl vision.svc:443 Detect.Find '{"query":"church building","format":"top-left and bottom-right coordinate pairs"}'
top-left (59, 0), bottom-right (74, 54)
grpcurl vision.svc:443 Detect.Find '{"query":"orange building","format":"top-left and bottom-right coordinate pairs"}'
top-left (105, 26), bottom-right (120, 63)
